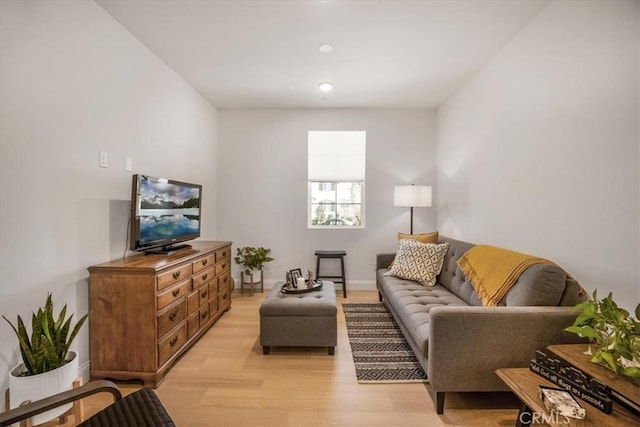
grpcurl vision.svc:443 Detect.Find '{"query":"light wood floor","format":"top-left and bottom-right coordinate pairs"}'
top-left (48, 290), bottom-right (522, 426)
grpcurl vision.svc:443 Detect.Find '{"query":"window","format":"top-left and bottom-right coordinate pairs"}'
top-left (319, 182), bottom-right (335, 192)
top-left (308, 131), bottom-right (365, 228)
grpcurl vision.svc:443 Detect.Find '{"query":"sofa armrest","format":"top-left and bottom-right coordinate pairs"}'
top-left (376, 253), bottom-right (395, 270)
top-left (427, 306), bottom-right (584, 392)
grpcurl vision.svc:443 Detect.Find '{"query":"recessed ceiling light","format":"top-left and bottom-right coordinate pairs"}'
top-left (318, 43), bottom-right (333, 53)
top-left (318, 82), bottom-right (333, 92)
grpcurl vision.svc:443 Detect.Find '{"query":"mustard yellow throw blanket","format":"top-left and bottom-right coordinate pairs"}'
top-left (457, 245), bottom-right (550, 306)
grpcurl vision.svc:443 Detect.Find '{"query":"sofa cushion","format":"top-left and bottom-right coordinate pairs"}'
top-left (397, 231), bottom-right (439, 244)
top-left (436, 237), bottom-right (481, 305)
top-left (385, 240), bottom-right (449, 286)
top-left (501, 263), bottom-right (573, 306)
top-left (377, 270), bottom-right (468, 359)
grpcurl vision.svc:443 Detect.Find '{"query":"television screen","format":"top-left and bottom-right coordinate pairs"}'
top-left (130, 174), bottom-right (202, 253)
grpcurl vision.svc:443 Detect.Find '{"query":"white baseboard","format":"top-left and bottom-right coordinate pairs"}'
top-left (78, 360), bottom-right (91, 384)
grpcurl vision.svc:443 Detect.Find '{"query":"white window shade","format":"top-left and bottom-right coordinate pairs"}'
top-left (308, 131), bottom-right (366, 181)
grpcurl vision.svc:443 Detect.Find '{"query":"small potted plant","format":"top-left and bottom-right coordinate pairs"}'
top-left (234, 246), bottom-right (274, 294)
top-left (234, 246), bottom-right (274, 275)
top-left (3, 293), bottom-right (88, 424)
top-left (565, 290), bottom-right (640, 380)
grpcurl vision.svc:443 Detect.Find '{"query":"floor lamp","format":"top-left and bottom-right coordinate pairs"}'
top-left (394, 185), bottom-right (432, 234)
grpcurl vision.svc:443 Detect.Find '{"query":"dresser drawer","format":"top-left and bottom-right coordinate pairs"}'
top-left (192, 268), bottom-right (214, 288)
top-left (218, 271), bottom-right (231, 291)
top-left (157, 263), bottom-right (193, 291)
top-left (158, 324), bottom-right (187, 367)
top-left (158, 300), bottom-right (186, 338)
top-left (198, 304), bottom-right (210, 327)
top-left (215, 247), bottom-right (230, 262)
top-left (209, 280), bottom-right (218, 297)
top-left (157, 279), bottom-right (191, 310)
top-left (197, 283), bottom-right (210, 306)
top-left (215, 259), bottom-right (230, 276)
top-left (192, 254), bottom-right (215, 274)
top-left (187, 289), bottom-right (199, 314)
top-left (219, 285), bottom-right (231, 311)
top-left (208, 295), bottom-right (218, 319)
top-left (187, 311), bottom-right (199, 339)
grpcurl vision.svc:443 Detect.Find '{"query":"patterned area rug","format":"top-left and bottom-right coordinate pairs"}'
top-left (342, 303), bottom-right (428, 383)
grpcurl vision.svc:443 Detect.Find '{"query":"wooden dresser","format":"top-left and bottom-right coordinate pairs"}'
top-left (88, 241), bottom-right (232, 387)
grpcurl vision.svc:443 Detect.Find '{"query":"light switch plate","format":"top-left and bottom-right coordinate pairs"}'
top-left (99, 152), bottom-right (108, 168)
top-left (125, 157), bottom-right (132, 171)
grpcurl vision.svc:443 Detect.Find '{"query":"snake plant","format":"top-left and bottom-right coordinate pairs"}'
top-left (3, 293), bottom-right (88, 376)
top-left (565, 290), bottom-right (640, 380)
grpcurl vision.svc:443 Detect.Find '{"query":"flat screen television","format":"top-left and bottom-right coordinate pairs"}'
top-left (130, 174), bottom-right (202, 254)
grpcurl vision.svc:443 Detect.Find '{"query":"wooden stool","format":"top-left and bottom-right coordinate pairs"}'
top-left (314, 250), bottom-right (347, 298)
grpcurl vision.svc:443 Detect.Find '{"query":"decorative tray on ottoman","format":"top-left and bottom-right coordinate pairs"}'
top-left (281, 280), bottom-right (323, 294)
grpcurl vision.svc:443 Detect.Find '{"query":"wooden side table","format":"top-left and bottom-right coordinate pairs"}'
top-left (496, 368), bottom-right (639, 426)
top-left (497, 346), bottom-right (640, 427)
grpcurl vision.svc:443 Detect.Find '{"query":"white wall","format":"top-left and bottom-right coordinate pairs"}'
top-left (436, 0), bottom-right (639, 310)
top-left (218, 109), bottom-right (436, 289)
top-left (0, 0), bottom-right (218, 400)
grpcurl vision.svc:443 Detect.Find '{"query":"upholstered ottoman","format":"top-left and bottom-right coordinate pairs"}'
top-left (260, 281), bottom-right (337, 355)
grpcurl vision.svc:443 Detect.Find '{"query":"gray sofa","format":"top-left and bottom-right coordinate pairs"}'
top-left (376, 236), bottom-right (586, 414)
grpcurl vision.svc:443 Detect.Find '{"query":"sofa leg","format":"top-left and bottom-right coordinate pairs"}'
top-left (436, 392), bottom-right (445, 414)
top-left (378, 291), bottom-right (382, 302)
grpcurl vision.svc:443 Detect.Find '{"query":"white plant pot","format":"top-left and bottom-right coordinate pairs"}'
top-left (241, 269), bottom-right (260, 283)
top-left (9, 351), bottom-right (78, 425)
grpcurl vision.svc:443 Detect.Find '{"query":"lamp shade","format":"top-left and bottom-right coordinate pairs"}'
top-left (394, 185), bottom-right (432, 207)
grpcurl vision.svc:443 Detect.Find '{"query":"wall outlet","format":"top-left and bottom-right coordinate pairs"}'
top-left (99, 151), bottom-right (108, 168)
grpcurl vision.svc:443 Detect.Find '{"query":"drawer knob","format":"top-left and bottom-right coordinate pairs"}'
top-left (221, 263), bottom-right (226, 269)
top-left (222, 277), bottom-right (227, 284)
top-left (169, 312), bottom-right (178, 321)
top-left (222, 294), bottom-right (227, 300)
top-left (169, 336), bottom-right (178, 346)
top-left (172, 289), bottom-right (180, 297)
top-left (202, 259), bottom-right (208, 266)
top-left (172, 271), bottom-right (181, 279)
top-left (201, 311), bottom-right (207, 319)
top-left (202, 274), bottom-right (208, 281)
top-left (200, 290), bottom-right (208, 298)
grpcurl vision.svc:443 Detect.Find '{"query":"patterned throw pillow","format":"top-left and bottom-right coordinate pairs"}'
top-left (385, 240), bottom-right (450, 286)
top-left (388, 231), bottom-right (439, 268)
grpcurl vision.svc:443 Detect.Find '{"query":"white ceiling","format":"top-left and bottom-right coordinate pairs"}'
top-left (97, 0), bottom-right (549, 109)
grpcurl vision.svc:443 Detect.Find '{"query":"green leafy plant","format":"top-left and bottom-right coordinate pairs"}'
top-left (565, 290), bottom-right (640, 380)
top-left (3, 293), bottom-right (88, 376)
top-left (234, 246), bottom-right (274, 275)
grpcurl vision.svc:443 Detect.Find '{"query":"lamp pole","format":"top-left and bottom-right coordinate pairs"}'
top-left (410, 206), bottom-right (414, 234)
